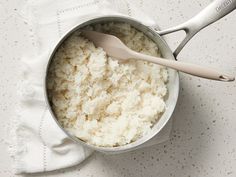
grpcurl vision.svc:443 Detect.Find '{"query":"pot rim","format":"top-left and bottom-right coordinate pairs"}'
top-left (44, 15), bottom-right (179, 153)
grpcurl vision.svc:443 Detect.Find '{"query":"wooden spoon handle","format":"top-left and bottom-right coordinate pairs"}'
top-left (131, 52), bottom-right (235, 82)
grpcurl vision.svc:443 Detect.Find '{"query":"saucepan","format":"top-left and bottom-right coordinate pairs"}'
top-left (45, 0), bottom-right (236, 153)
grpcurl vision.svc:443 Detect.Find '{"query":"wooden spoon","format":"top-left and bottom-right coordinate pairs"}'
top-left (81, 30), bottom-right (234, 82)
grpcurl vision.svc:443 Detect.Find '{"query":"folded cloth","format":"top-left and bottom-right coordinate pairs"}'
top-left (9, 0), bottom-right (172, 174)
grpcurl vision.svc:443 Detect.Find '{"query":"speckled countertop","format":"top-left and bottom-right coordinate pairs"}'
top-left (0, 0), bottom-right (236, 177)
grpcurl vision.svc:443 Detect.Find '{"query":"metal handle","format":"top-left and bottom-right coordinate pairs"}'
top-left (157, 0), bottom-right (236, 58)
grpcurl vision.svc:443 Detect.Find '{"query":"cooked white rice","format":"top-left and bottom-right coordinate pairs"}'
top-left (47, 23), bottom-right (168, 147)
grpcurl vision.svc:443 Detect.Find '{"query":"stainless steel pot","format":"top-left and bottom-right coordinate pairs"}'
top-left (45, 0), bottom-right (236, 154)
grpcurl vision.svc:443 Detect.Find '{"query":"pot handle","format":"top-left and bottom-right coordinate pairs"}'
top-left (156, 0), bottom-right (236, 58)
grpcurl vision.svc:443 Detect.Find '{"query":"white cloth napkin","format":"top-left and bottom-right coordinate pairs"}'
top-left (9, 0), bottom-right (172, 174)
